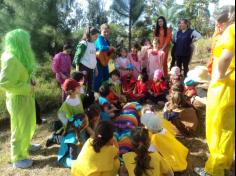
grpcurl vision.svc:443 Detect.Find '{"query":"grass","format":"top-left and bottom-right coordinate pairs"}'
top-left (0, 38), bottom-right (234, 175)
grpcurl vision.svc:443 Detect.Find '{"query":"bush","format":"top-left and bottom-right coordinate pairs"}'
top-left (192, 37), bottom-right (212, 64)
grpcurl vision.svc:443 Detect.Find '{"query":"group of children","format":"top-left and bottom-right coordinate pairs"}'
top-left (46, 31), bottom-right (212, 175)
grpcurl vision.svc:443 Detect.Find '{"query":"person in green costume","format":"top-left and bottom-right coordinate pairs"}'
top-left (0, 29), bottom-right (37, 168)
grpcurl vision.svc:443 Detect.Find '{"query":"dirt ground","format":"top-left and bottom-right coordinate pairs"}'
top-left (0, 107), bottom-right (234, 176)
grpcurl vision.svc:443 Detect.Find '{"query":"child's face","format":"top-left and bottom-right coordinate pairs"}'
top-left (74, 86), bottom-right (81, 95)
top-left (131, 47), bottom-right (137, 54)
top-left (111, 75), bottom-right (120, 82)
top-left (79, 77), bottom-right (85, 86)
top-left (121, 49), bottom-right (128, 58)
top-left (91, 33), bottom-right (99, 41)
top-left (153, 40), bottom-right (158, 48)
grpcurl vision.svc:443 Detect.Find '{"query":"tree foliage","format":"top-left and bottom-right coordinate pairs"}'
top-left (111, 0), bottom-right (145, 49)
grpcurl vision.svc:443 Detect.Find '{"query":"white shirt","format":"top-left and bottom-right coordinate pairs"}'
top-left (81, 41), bottom-right (97, 69)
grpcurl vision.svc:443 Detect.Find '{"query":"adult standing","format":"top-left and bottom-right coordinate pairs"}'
top-left (194, 6), bottom-right (235, 176)
top-left (73, 27), bottom-right (99, 93)
top-left (153, 16), bottom-right (172, 77)
top-left (170, 21), bottom-right (181, 70)
top-left (51, 44), bottom-right (72, 102)
top-left (0, 29), bottom-right (37, 168)
top-left (94, 24), bottom-right (115, 92)
top-left (174, 19), bottom-right (201, 77)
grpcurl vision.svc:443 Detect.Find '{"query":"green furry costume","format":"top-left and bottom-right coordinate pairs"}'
top-left (0, 29), bottom-right (36, 162)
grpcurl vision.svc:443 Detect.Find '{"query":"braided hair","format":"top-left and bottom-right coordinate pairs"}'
top-left (131, 127), bottom-right (153, 176)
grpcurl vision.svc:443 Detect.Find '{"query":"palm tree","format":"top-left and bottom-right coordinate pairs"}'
top-left (111, 0), bottom-right (145, 49)
top-left (154, 3), bottom-right (185, 30)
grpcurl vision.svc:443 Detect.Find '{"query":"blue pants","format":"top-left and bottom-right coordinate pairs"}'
top-left (93, 62), bottom-right (109, 92)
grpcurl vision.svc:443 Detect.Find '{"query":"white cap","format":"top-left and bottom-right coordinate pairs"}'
top-left (141, 113), bottom-right (163, 133)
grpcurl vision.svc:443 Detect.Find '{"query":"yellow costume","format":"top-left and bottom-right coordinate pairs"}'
top-left (71, 138), bottom-right (120, 176)
top-left (123, 152), bottom-right (171, 176)
top-left (150, 129), bottom-right (189, 172)
top-left (205, 24), bottom-right (235, 176)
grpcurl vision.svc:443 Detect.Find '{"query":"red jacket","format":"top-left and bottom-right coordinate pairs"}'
top-left (122, 74), bottom-right (136, 97)
top-left (149, 80), bottom-right (166, 95)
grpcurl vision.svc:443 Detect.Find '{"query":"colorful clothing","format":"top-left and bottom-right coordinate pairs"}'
top-left (114, 102), bottom-right (142, 155)
top-left (149, 80), bottom-right (166, 95)
top-left (123, 152), bottom-right (171, 176)
top-left (98, 96), bottom-right (112, 121)
top-left (150, 129), bottom-right (189, 172)
top-left (207, 31), bottom-right (222, 76)
top-left (121, 74), bottom-right (136, 99)
top-left (0, 53), bottom-right (36, 163)
top-left (58, 96), bottom-right (84, 122)
top-left (51, 52), bottom-right (71, 101)
top-left (128, 53), bottom-right (142, 79)
top-left (71, 138), bottom-right (120, 176)
top-left (57, 96), bottom-right (85, 167)
top-left (115, 57), bottom-right (131, 77)
top-left (74, 40), bottom-right (97, 93)
top-left (51, 52), bottom-right (71, 84)
top-left (205, 24), bottom-right (235, 176)
top-left (140, 45), bottom-right (150, 69)
top-left (147, 49), bottom-right (165, 80)
top-left (154, 27), bottom-right (172, 77)
top-left (132, 81), bottom-right (148, 100)
top-left (94, 35), bottom-right (111, 91)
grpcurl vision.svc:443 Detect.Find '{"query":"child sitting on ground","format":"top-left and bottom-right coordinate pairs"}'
top-left (84, 103), bottom-right (101, 138)
top-left (148, 69), bottom-right (167, 104)
top-left (115, 48), bottom-right (131, 77)
top-left (46, 79), bottom-right (85, 147)
top-left (164, 82), bottom-right (199, 136)
top-left (121, 127), bottom-right (174, 176)
top-left (98, 84), bottom-right (119, 121)
top-left (131, 72), bottom-right (149, 103)
top-left (141, 112), bottom-right (189, 172)
top-left (71, 121), bottom-right (120, 176)
top-left (106, 70), bottom-right (127, 107)
top-left (57, 113), bottom-right (88, 168)
top-left (122, 64), bottom-right (136, 100)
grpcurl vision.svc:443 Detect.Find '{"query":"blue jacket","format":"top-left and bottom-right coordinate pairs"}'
top-left (95, 35), bottom-right (110, 52)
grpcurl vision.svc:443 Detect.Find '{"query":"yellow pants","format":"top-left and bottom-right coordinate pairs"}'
top-left (205, 71), bottom-right (235, 176)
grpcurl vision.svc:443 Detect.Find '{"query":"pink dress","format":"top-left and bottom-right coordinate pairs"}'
top-left (147, 49), bottom-right (165, 80)
top-left (128, 53), bottom-right (142, 79)
top-left (115, 57), bottom-right (131, 77)
top-left (140, 46), bottom-right (150, 69)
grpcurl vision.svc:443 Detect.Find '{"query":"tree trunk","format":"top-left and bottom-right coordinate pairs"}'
top-left (128, 0), bottom-right (132, 50)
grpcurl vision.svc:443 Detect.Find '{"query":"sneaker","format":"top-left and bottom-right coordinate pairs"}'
top-left (194, 167), bottom-right (211, 176)
top-left (29, 144), bottom-right (41, 152)
top-left (13, 159), bottom-right (33, 169)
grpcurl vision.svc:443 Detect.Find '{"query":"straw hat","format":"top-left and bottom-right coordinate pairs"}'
top-left (141, 113), bottom-right (163, 133)
top-left (185, 66), bottom-right (210, 83)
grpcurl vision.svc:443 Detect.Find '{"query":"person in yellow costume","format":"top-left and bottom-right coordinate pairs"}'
top-left (141, 112), bottom-right (189, 172)
top-left (0, 29), bottom-right (37, 168)
top-left (122, 127), bottom-right (174, 176)
top-left (71, 121), bottom-right (120, 176)
top-left (194, 6), bottom-right (235, 176)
